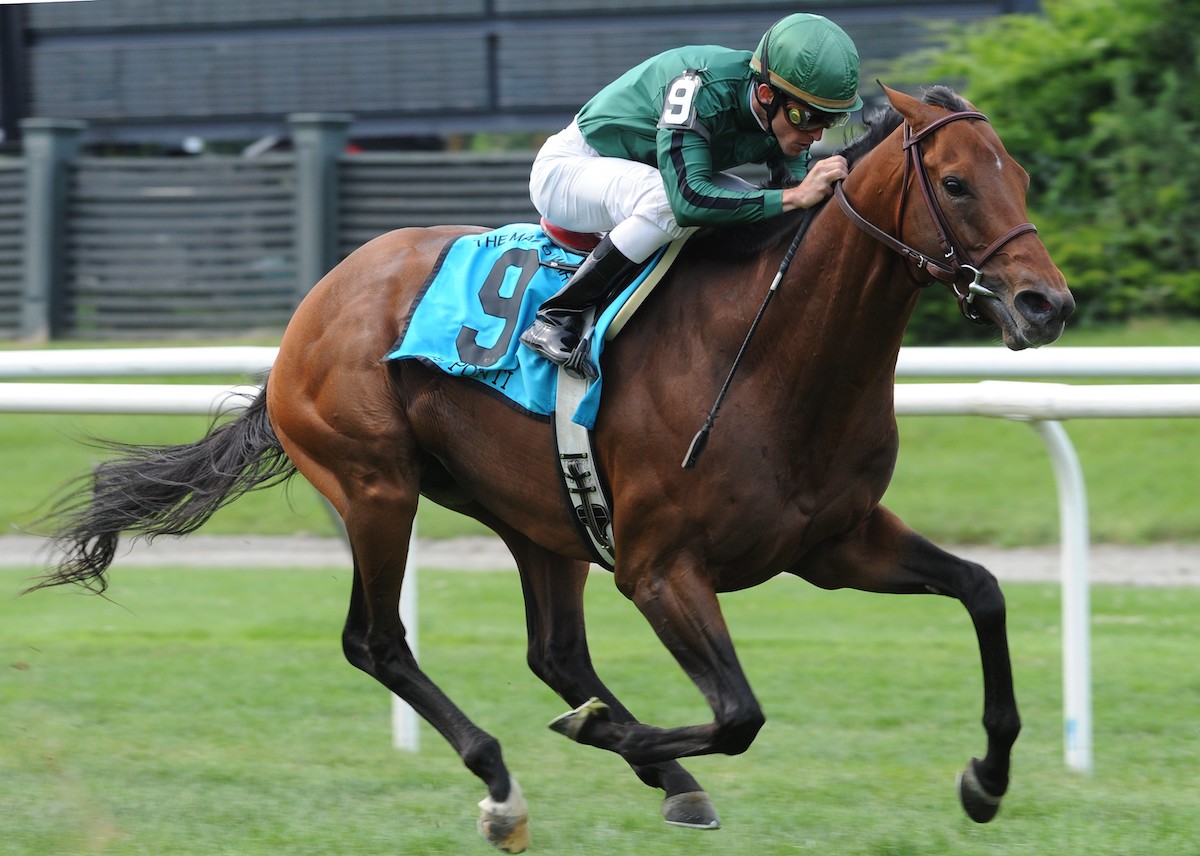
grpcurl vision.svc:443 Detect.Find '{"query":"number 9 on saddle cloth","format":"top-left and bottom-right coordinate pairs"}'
top-left (384, 222), bottom-right (676, 431)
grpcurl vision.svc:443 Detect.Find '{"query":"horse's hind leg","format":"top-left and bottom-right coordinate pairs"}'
top-left (795, 506), bottom-right (1021, 823)
top-left (496, 528), bottom-right (720, 830)
top-left (344, 502), bottom-right (531, 852)
top-left (277, 424), bottom-right (528, 852)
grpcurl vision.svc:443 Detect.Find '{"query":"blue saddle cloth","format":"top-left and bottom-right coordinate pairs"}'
top-left (384, 223), bottom-right (664, 429)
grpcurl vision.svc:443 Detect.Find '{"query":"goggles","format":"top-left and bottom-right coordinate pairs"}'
top-left (782, 97), bottom-right (851, 131)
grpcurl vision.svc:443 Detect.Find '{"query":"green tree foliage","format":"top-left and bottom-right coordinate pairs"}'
top-left (890, 0), bottom-right (1200, 340)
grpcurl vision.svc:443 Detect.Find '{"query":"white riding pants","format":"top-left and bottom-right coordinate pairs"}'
top-left (529, 120), bottom-right (752, 263)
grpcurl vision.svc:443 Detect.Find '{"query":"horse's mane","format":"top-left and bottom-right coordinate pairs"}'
top-left (687, 86), bottom-right (970, 260)
top-left (839, 85), bottom-right (972, 167)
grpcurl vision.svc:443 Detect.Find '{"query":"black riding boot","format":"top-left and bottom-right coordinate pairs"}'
top-left (519, 236), bottom-right (638, 378)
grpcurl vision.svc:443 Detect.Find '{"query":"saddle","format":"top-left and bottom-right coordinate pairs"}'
top-left (538, 216), bottom-right (687, 344)
top-left (539, 217), bottom-right (602, 254)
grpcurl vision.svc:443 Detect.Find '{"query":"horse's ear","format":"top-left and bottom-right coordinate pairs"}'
top-left (878, 82), bottom-right (941, 132)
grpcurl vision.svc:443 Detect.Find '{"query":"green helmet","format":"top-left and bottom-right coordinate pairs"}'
top-left (750, 13), bottom-right (863, 113)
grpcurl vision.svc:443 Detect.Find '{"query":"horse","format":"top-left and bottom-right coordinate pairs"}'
top-left (30, 84), bottom-right (1073, 852)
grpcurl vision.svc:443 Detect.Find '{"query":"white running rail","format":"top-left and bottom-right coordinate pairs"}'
top-left (3, 345), bottom-right (1199, 769)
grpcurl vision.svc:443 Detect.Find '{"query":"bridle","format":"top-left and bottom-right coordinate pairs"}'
top-left (684, 109), bottom-right (1036, 470)
top-left (834, 110), bottom-right (1038, 322)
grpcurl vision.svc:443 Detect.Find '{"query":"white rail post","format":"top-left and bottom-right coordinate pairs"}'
top-left (319, 493), bottom-right (420, 753)
top-left (1031, 420), bottom-right (1093, 773)
top-left (392, 526), bottom-right (420, 752)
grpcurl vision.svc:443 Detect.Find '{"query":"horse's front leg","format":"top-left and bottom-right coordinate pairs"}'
top-left (795, 505), bottom-right (1021, 822)
top-left (550, 558), bottom-right (766, 768)
top-left (495, 529), bottom-right (721, 830)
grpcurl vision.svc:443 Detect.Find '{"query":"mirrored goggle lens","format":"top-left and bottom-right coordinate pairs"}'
top-left (785, 102), bottom-right (850, 131)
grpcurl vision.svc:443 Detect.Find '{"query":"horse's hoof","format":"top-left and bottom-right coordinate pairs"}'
top-left (957, 758), bottom-right (1003, 823)
top-left (478, 777), bottom-right (530, 853)
top-left (548, 697), bottom-right (610, 741)
top-left (662, 791), bottom-right (721, 830)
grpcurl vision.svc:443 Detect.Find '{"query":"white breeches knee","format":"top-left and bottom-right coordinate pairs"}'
top-left (530, 121), bottom-right (720, 263)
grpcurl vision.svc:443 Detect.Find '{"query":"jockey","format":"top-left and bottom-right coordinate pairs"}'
top-left (521, 13), bottom-right (863, 379)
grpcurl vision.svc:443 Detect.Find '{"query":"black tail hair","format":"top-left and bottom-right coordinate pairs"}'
top-left (27, 385), bottom-right (296, 594)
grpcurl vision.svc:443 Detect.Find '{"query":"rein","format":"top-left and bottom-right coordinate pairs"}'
top-left (834, 110), bottom-right (1037, 322)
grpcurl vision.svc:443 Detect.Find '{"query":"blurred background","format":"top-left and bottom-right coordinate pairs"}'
top-left (1, 13), bottom-right (1196, 852)
top-left (2, 0), bottom-right (1193, 342)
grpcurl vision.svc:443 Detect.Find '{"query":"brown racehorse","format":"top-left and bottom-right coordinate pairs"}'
top-left (32, 85), bottom-right (1073, 852)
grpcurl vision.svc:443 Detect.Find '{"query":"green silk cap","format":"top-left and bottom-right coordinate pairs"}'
top-left (750, 13), bottom-right (863, 112)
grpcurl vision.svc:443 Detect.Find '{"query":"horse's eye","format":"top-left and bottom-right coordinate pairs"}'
top-left (943, 177), bottom-right (967, 197)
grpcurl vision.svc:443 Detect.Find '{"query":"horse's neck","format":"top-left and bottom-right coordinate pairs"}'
top-left (767, 209), bottom-right (917, 395)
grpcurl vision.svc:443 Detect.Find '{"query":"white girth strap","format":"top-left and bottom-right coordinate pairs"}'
top-left (554, 358), bottom-right (616, 568)
top-left (550, 233), bottom-right (690, 567)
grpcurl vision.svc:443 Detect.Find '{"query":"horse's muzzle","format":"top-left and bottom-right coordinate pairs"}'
top-left (979, 277), bottom-right (1075, 350)
top-left (989, 280), bottom-right (1075, 350)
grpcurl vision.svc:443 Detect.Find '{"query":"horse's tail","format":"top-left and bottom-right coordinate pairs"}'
top-left (27, 384), bottom-right (297, 594)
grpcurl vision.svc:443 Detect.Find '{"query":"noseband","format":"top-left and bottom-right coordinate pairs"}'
top-left (834, 110), bottom-right (1037, 322)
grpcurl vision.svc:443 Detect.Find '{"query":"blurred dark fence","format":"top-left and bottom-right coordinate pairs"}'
top-left (0, 0), bottom-right (1037, 339)
top-left (0, 115), bottom-right (540, 340)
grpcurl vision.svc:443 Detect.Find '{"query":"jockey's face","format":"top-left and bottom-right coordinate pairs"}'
top-left (757, 83), bottom-right (824, 156)
top-left (772, 108), bottom-right (824, 156)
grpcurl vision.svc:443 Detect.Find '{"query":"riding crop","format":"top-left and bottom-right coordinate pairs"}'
top-left (682, 198), bottom-right (825, 469)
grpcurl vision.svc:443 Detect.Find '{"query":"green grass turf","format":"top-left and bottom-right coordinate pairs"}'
top-left (3, 564), bottom-right (1198, 855)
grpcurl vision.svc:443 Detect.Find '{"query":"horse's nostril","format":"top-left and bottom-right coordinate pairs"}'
top-left (1015, 290), bottom-right (1056, 323)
